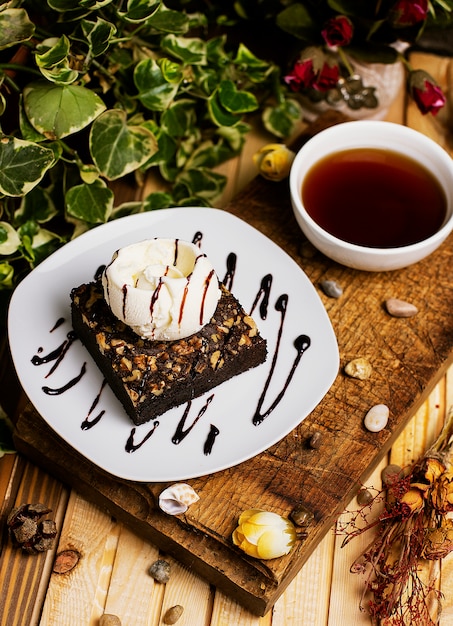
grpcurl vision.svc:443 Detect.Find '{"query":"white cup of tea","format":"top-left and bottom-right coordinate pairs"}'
top-left (289, 120), bottom-right (453, 271)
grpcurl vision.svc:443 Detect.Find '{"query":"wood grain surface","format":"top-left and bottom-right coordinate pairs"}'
top-left (2, 51), bottom-right (453, 625)
top-left (11, 110), bottom-right (453, 615)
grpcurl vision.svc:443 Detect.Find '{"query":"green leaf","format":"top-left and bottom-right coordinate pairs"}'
top-left (0, 8), bottom-right (35, 51)
top-left (134, 58), bottom-right (181, 111)
top-left (14, 187), bottom-right (58, 225)
top-left (262, 99), bottom-right (302, 138)
top-left (89, 109), bottom-right (158, 180)
top-left (18, 221), bottom-right (63, 266)
top-left (0, 222), bottom-right (21, 255)
top-left (160, 99), bottom-right (196, 137)
top-left (218, 80), bottom-right (258, 113)
top-left (110, 201), bottom-right (144, 220)
top-left (118, 0), bottom-right (161, 23)
top-left (147, 6), bottom-right (189, 33)
top-left (158, 58), bottom-right (184, 83)
top-left (23, 81), bottom-right (106, 139)
top-left (35, 36), bottom-right (71, 68)
top-left (81, 18), bottom-right (117, 56)
top-left (174, 168), bottom-right (226, 201)
top-left (48, 0), bottom-right (89, 11)
top-left (276, 4), bottom-right (318, 42)
top-left (206, 35), bottom-right (228, 64)
top-left (207, 91), bottom-right (240, 127)
top-left (161, 34), bottom-right (207, 64)
top-left (234, 44), bottom-right (274, 83)
top-left (0, 262), bottom-right (14, 289)
top-left (65, 179), bottom-right (114, 224)
top-left (143, 191), bottom-right (174, 211)
top-left (0, 136), bottom-right (56, 197)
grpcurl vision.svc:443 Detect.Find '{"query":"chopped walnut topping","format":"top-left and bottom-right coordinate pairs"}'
top-left (210, 350), bottom-right (224, 370)
top-left (120, 356), bottom-right (133, 371)
top-left (123, 369), bottom-right (142, 382)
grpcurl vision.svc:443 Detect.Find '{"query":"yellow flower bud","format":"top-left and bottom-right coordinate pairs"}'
top-left (253, 144), bottom-right (295, 181)
top-left (232, 509), bottom-right (297, 560)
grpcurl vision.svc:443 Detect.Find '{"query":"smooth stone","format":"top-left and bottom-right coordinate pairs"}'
top-left (364, 404), bottom-right (389, 432)
top-left (344, 357), bottom-right (372, 380)
top-left (385, 298), bottom-right (418, 318)
top-left (320, 279), bottom-right (343, 298)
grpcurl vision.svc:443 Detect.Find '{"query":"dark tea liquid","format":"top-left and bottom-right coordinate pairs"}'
top-left (301, 148), bottom-right (447, 248)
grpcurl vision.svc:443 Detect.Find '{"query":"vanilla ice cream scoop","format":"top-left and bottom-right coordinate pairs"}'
top-left (102, 238), bottom-right (221, 340)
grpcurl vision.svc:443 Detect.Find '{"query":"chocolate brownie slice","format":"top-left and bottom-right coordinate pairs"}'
top-left (71, 280), bottom-right (267, 425)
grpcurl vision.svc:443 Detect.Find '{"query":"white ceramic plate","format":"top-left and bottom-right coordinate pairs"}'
top-left (8, 208), bottom-right (339, 481)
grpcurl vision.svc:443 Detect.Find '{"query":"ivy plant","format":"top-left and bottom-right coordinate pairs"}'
top-left (0, 0), bottom-right (301, 298)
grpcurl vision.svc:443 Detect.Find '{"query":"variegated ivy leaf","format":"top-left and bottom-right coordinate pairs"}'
top-left (40, 65), bottom-right (80, 85)
top-left (118, 0), bottom-right (161, 23)
top-left (65, 179), bottom-right (114, 224)
top-left (0, 222), bottom-right (21, 255)
top-left (160, 99), bottom-right (197, 137)
top-left (234, 44), bottom-right (275, 83)
top-left (89, 109), bottom-right (158, 180)
top-left (262, 98), bottom-right (303, 138)
top-left (134, 58), bottom-right (181, 111)
top-left (161, 34), bottom-right (207, 64)
top-left (0, 8), bottom-right (35, 51)
top-left (207, 91), bottom-right (241, 127)
top-left (0, 136), bottom-right (56, 197)
top-left (218, 80), bottom-right (258, 114)
top-left (147, 7), bottom-right (190, 33)
top-left (14, 187), bottom-right (58, 225)
top-left (0, 262), bottom-right (14, 289)
top-left (81, 18), bottom-right (117, 56)
top-left (23, 80), bottom-right (106, 139)
top-left (174, 168), bottom-right (226, 202)
top-left (18, 220), bottom-right (63, 266)
top-left (49, 0), bottom-right (113, 10)
top-left (80, 0), bottom-right (114, 8)
top-left (35, 36), bottom-right (71, 69)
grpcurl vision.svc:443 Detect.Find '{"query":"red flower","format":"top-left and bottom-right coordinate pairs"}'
top-left (314, 62), bottom-right (340, 91)
top-left (321, 15), bottom-right (354, 47)
top-left (390, 0), bottom-right (428, 27)
top-left (409, 70), bottom-right (446, 115)
top-left (284, 59), bottom-right (316, 91)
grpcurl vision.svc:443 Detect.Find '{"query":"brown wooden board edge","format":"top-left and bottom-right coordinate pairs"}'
top-left (13, 405), bottom-right (284, 616)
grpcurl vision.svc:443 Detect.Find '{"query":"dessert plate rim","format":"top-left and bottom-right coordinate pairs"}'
top-left (8, 207), bottom-right (339, 482)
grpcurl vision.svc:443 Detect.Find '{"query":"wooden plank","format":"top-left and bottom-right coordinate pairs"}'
top-left (9, 54), bottom-right (453, 616)
top-left (0, 461), bottom-right (68, 626)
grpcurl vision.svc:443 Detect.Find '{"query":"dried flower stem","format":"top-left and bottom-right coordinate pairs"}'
top-left (339, 407), bottom-right (453, 625)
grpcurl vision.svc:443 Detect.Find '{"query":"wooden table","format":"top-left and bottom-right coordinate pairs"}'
top-left (1, 52), bottom-right (453, 626)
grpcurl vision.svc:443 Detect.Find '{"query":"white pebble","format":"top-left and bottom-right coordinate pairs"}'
top-left (364, 404), bottom-right (389, 432)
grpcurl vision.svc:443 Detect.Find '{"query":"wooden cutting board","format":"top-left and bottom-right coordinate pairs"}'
top-left (13, 114), bottom-right (453, 616)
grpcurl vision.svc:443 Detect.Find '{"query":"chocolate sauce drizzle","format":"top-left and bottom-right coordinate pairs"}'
top-left (50, 317), bottom-right (65, 332)
top-left (222, 252), bottom-right (237, 291)
top-left (42, 362), bottom-right (87, 396)
top-left (125, 420), bottom-right (160, 453)
top-left (81, 379), bottom-right (107, 430)
top-left (172, 395), bottom-right (214, 444)
top-left (32, 330), bottom-right (78, 377)
top-left (33, 232), bottom-right (313, 462)
top-left (250, 274), bottom-right (272, 320)
top-left (203, 424), bottom-right (220, 455)
top-left (253, 294), bottom-right (311, 425)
